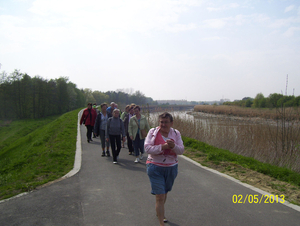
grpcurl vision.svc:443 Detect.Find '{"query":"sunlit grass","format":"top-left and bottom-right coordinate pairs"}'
top-left (0, 109), bottom-right (80, 200)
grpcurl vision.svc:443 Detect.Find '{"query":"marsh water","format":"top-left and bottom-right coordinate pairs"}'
top-left (148, 110), bottom-right (272, 139)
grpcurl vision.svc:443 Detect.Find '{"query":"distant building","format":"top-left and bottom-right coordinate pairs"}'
top-left (156, 99), bottom-right (189, 105)
top-left (220, 98), bottom-right (230, 104)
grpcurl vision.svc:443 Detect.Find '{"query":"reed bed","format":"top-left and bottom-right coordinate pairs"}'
top-left (148, 110), bottom-right (300, 173)
top-left (194, 105), bottom-right (300, 120)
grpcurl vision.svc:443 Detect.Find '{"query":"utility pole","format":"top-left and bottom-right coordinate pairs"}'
top-left (285, 74), bottom-right (288, 96)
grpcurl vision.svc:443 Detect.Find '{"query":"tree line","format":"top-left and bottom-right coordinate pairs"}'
top-left (0, 70), bottom-right (86, 119)
top-left (0, 70), bottom-right (157, 120)
top-left (223, 93), bottom-right (300, 108)
top-left (85, 88), bottom-right (157, 107)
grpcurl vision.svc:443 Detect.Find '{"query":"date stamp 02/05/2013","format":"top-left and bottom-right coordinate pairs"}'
top-left (232, 194), bottom-right (285, 204)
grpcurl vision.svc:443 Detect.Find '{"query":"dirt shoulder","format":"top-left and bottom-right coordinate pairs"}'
top-left (184, 147), bottom-right (300, 206)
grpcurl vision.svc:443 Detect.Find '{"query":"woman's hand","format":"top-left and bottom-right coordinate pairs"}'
top-left (130, 136), bottom-right (133, 140)
top-left (167, 139), bottom-right (175, 149)
top-left (106, 138), bottom-right (109, 142)
top-left (161, 143), bottom-right (169, 150)
top-left (162, 140), bottom-right (175, 150)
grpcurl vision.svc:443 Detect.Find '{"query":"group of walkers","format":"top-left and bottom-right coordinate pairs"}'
top-left (80, 102), bottom-right (150, 164)
top-left (80, 102), bottom-right (185, 226)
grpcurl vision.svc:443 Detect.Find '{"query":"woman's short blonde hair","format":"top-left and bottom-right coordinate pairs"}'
top-left (113, 108), bottom-right (120, 113)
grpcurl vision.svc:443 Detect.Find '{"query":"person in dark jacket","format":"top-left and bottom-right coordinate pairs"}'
top-left (123, 106), bottom-right (135, 155)
top-left (94, 103), bottom-right (110, 157)
top-left (80, 103), bottom-right (97, 143)
top-left (106, 109), bottom-right (126, 164)
top-left (92, 103), bottom-right (100, 138)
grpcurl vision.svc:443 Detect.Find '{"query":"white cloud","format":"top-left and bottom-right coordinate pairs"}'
top-left (28, 0), bottom-right (200, 34)
top-left (201, 36), bottom-right (223, 41)
top-left (202, 14), bottom-right (269, 29)
top-left (0, 15), bottom-right (26, 26)
top-left (283, 26), bottom-right (300, 37)
top-left (0, 0), bottom-right (202, 55)
top-left (252, 14), bottom-right (270, 23)
top-left (270, 17), bottom-right (297, 28)
top-left (0, 15), bottom-right (27, 45)
top-left (165, 23), bottom-right (197, 32)
top-left (284, 5), bottom-right (295, 13)
top-left (206, 3), bottom-right (239, 12)
top-left (0, 14), bottom-right (73, 53)
top-left (203, 18), bottom-right (227, 28)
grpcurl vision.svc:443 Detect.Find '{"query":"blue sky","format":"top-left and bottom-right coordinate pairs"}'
top-left (1, 0), bottom-right (299, 101)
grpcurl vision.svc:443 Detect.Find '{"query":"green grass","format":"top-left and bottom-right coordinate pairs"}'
top-left (182, 136), bottom-right (300, 187)
top-left (0, 109), bottom-right (80, 200)
top-left (0, 116), bottom-right (59, 150)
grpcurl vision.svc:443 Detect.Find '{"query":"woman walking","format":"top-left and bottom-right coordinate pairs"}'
top-left (121, 105), bottom-right (130, 148)
top-left (144, 112), bottom-right (184, 225)
top-left (124, 106), bottom-right (135, 155)
top-left (128, 105), bottom-right (150, 163)
top-left (80, 103), bottom-right (97, 143)
top-left (106, 109), bottom-right (126, 164)
top-left (94, 103), bottom-right (110, 157)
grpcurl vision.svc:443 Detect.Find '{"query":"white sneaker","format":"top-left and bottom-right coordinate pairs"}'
top-left (139, 153), bottom-right (143, 160)
top-left (134, 158), bottom-right (139, 163)
top-left (113, 161), bottom-right (117, 164)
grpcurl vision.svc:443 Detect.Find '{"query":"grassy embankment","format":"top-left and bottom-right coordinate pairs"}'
top-left (0, 109), bottom-right (80, 200)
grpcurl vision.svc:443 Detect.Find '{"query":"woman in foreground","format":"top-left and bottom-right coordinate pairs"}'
top-left (144, 112), bottom-right (184, 225)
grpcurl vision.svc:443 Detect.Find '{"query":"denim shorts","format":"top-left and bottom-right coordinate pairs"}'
top-left (146, 163), bottom-right (178, 195)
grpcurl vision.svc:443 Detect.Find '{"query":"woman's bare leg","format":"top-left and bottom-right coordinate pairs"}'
top-left (156, 193), bottom-right (168, 225)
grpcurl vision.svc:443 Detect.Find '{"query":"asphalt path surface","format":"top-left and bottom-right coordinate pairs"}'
top-left (1, 116), bottom-right (300, 225)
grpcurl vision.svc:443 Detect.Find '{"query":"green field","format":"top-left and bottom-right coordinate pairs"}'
top-left (0, 109), bottom-right (80, 200)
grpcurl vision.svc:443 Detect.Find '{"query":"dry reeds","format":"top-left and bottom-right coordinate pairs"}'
top-left (194, 105), bottom-right (300, 120)
top-left (149, 110), bottom-right (300, 173)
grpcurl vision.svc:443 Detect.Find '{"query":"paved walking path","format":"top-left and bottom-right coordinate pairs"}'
top-left (1, 112), bottom-right (300, 225)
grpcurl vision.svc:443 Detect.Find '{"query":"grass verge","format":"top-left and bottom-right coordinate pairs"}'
top-left (0, 109), bottom-right (80, 200)
top-left (183, 136), bottom-right (300, 206)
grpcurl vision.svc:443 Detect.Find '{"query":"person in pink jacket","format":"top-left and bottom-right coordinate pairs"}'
top-left (144, 112), bottom-right (184, 226)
